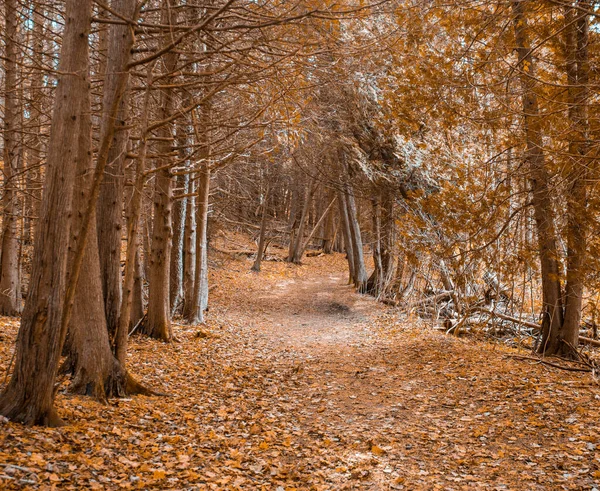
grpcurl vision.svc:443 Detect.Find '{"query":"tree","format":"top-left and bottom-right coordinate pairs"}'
top-left (0, 0), bottom-right (21, 316)
top-left (0, 0), bottom-right (93, 426)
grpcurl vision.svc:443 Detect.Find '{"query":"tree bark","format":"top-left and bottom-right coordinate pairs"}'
top-left (252, 183), bottom-right (270, 272)
top-left (62, 71), bottom-right (146, 401)
top-left (97, 0), bottom-right (136, 340)
top-left (0, 0), bottom-right (22, 316)
top-left (23, 2), bottom-right (45, 245)
top-left (512, 1), bottom-right (564, 354)
top-left (337, 190), bottom-right (356, 284)
top-left (170, 173), bottom-right (188, 315)
top-left (185, 163), bottom-right (210, 324)
top-left (182, 179), bottom-right (197, 319)
top-left (142, 2), bottom-right (179, 340)
top-left (344, 180), bottom-right (368, 292)
top-left (561, 1), bottom-right (590, 355)
top-left (0, 0), bottom-right (92, 426)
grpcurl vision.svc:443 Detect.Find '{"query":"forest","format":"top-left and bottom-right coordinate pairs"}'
top-left (0, 0), bottom-right (600, 489)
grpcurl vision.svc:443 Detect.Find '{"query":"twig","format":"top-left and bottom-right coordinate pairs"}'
top-left (506, 354), bottom-right (592, 372)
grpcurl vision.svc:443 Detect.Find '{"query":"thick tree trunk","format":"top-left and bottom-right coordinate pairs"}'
top-left (512, 1), bottom-right (564, 354)
top-left (0, 0), bottom-right (92, 426)
top-left (0, 0), bottom-right (22, 316)
top-left (96, 0), bottom-right (137, 339)
top-left (143, 166), bottom-right (174, 340)
top-left (63, 78), bottom-right (147, 400)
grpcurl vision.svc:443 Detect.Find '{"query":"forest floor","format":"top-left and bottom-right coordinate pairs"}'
top-left (1, 238), bottom-right (600, 490)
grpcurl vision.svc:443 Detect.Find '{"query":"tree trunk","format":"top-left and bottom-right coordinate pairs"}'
top-left (0, 0), bottom-right (92, 426)
top-left (142, 3), bottom-right (179, 340)
top-left (322, 189), bottom-right (335, 254)
top-left (512, 1), bottom-right (564, 354)
top-left (561, 1), bottom-right (590, 356)
top-left (337, 190), bottom-right (356, 284)
top-left (367, 195), bottom-right (383, 296)
top-left (96, 0), bottom-right (137, 340)
top-left (344, 181), bottom-right (368, 292)
top-left (23, 2), bottom-right (45, 245)
top-left (185, 163), bottom-right (210, 324)
top-left (0, 0), bottom-right (22, 316)
top-left (289, 182), bottom-right (316, 264)
top-left (286, 184), bottom-right (299, 260)
top-left (170, 174), bottom-right (188, 315)
top-left (62, 71), bottom-right (147, 401)
top-left (119, 64), bottom-right (153, 360)
top-left (182, 179), bottom-right (197, 319)
top-left (252, 184), bottom-right (270, 272)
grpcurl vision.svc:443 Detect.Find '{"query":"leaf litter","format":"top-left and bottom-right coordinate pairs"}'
top-left (0, 248), bottom-right (599, 490)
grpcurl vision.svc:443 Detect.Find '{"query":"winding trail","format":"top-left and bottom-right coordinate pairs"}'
top-left (210, 254), bottom-right (600, 490)
top-left (1, 252), bottom-right (599, 490)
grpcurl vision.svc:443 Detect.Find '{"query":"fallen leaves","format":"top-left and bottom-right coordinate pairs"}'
top-left (0, 247), bottom-right (599, 489)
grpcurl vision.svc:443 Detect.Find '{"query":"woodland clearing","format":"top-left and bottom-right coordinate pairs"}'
top-left (1, 247), bottom-right (599, 490)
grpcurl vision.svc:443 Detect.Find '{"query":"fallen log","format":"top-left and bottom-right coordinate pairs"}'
top-left (380, 297), bottom-right (399, 307)
top-left (407, 291), bottom-right (454, 308)
top-left (471, 307), bottom-right (600, 348)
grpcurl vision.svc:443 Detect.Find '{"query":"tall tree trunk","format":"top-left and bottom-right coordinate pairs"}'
top-left (337, 190), bottom-right (356, 284)
top-left (96, 7), bottom-right (133, 338)
top-left (186, 162), bottom-right (210, 324)
top-left (119, 64), bottom-right (153, 362)
top-left (0, 0), bottom-right (22, 316)
top-left (97, 0), bottom-right (136, 340)
top-left (344, 181), bottom-right (368, 292)
top-left (170, 174), bottom-right (188, 315)
top-left (182, 179), bottom-right (197, 319)
top-left (24, 1), bottom-right (45, 245)
top-left (0, 0), bottom-right (93, 426)
top-left (144, 171), bottom-right (175, 341)
top-left (143, 2), bottom-right (179, 340)
top-left (286, 184), bottom-right (299, 260)
top-left (380, 189), bottom-right (395, 294)
top-left (367, 195), bottom-right (383, 295)
top-left (512, 1), bottom-right (564, 354)
top-left (289, 181), bottom-right (316, 264)
top-left (561, 1), bottom-right (590, 355)
top-left (62, 73), bottom-right (148, 401)
top-left (252, 184), bottom-right (270, 272)
top-left (322, 189), bottom-right (335, 254)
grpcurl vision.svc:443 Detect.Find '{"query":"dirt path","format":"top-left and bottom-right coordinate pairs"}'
top-left (1, 253), bottom-right (600, 490)
top-left (208, 256), bottom-right (600, 490)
